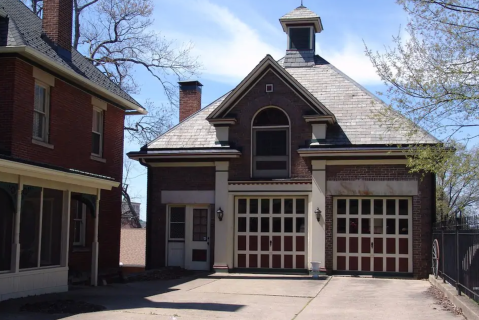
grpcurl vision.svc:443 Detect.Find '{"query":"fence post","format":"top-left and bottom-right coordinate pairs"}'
top-left (455, 215), bottom-right (461, 296)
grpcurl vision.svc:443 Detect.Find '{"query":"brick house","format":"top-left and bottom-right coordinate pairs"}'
top-left (0, 0), bottom-right (146, 301)
top-left (128, 5), bottom-right (437, 278)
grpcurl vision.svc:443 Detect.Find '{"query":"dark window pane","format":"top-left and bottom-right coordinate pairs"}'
top-left (253, 108), bottom-right (289, 126)
top-left (349, 218), bottom-right (358, 234)
top-left (20, 186), bottom-right (42, 269)
top-left (399, 200), bottom-right (408, 215)
top-left (272, 218), bottom-right (281, 233)
top-left (284, 199), bottom-right (293, 214)
top-left (289, 27), bottom-right (311, 50)
top-left (361, 218), bottom-right (371, 234)
top-left (250, 199), bottom-right (258, 214)
top-left (296, 218), bottom-right (305, 233)
top-left (296, 199), bottom-right (305, 214)
top-left (249, 217), bottom-right (258, 233)
top-left (255, 130), bottom-right (287, 156)
top-left (261, 199), bottom-right (270, 214)
top-left (0, 189), bottom-right (14, 271)
top-left (362, 199), bottom-right (371, 215)
top-left (386, 219), bottom-right (396, 235)
top-left (238, 199), bottom-right (247, 214)
top-left (284, 218), bottom-right (293, 233)
top-left (40, 189), bottom-right (62, 267)
top-left (337, 218), bottom-right (346, 234)
top-left (193, 209), bottom-right (208, 241)
top-left (350, 199), bottom-right (358, 215)
top-left (374, 199), bottom-right (383, 215)
top-left (256, 161), bottom-right (287, 170)
top-left (238, 217), bottom-right (247, 232)
top-left (170, 223), bottom-right (185, 239)
top-left (192, 249), bottom-right (207, 262)
top-left (170, 207), bottom-right (185, 222)
top-left (337, 199), bottom-right (346, 215)
top-left (92, 132), bottom-right (101, 155)
top-left (386, 199), bottom-right (396, 215)
top-left (273, 199), bottom-right (281, 214)
top-left (261, 217), bottom-right (269, 232)
top-left (399, 219), bottom-right (408, 234)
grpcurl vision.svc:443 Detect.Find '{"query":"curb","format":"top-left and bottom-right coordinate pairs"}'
top-left (429, 275), bottom-right (479, 320)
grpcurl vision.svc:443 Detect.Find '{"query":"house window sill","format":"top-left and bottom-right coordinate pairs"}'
top-left (90, 155), bottom-right (106, 163)
top-left (32, 138), bottom-right (54, 149)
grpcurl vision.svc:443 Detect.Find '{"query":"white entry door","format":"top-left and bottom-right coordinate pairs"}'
top-left (185, 207), bottom-right (210, 270)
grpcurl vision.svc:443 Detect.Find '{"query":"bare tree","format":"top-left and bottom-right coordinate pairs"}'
top-left (122, 157), bottom-right (144, 228)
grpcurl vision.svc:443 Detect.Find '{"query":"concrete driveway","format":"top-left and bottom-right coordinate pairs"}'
top-left (0, 274), bottom-right (464, 320)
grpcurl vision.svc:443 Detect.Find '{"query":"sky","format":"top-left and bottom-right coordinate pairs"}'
top-left (124, 0), bottom-right (410, 220)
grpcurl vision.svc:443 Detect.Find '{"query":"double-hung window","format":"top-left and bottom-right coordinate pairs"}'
top-left (92, 108), bottom-right (104, 157)
top-left (73, 201), bottom-right (86, 247)
top-left (33, 82), bottom-right (50, 142)
top-left (169, 207), bottom-right (186, 240)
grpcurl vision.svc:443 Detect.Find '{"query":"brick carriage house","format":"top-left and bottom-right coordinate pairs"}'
top-left (0, 0), bottom-right (146, 301)
top-left (129, 5), bottom-right (438, 278)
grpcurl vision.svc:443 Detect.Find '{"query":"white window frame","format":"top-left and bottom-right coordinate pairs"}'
top-left (250, 106), bottom-right (291, 179)
top-left (33, 81), bottom-right (50, 142)
top-left (91, 107), bottom-right (104, 157)
top-left (73, 202), bottom-right (86, 247)
top-left (169, 206), bottom-right (186, 241)
top-left (287, 26), bottom-right (314, 50)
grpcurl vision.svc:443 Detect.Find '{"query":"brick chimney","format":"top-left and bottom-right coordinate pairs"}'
top-left (42, 0), bottom-right (73, 51)
top-left (179, 81), bottom-right (203, 122)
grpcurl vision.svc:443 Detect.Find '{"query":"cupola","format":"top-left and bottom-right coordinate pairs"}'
top-left (279, 4), bottom-right (323, 67)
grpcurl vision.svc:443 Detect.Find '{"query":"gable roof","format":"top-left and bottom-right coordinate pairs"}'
top-left (143, 54), bottom-right (438, 151)
top-left (0, 0), bottom-right (145, 113)
top-left (207, 55), bottom-right (335, 120)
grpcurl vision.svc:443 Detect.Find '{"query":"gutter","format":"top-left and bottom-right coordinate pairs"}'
top-left (297, 147), bottom-right (412, 157)
top-left (0, 46), bottom-right (147, 115)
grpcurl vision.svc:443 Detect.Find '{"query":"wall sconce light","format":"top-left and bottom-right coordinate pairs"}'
top-left (315, 207), bottom-right (321, 222)
top-left (216, 207), bottom-right (224, 221)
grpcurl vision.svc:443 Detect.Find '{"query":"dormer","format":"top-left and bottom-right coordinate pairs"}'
top-left (279, 5), bottom-right (323, 67)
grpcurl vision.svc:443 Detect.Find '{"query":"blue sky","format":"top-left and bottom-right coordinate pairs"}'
top-left (124, 0), bottom-right (409, 220)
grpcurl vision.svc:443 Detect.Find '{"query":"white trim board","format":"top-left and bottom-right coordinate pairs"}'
top-left (229, 184), bottom-right (312, 192)
top-left (161, 191), bottom-right (215, 204)
top-left (327, 181), bottom-right (418, 196)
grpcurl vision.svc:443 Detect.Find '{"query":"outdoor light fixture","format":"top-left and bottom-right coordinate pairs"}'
top-left (216, 207), bottom-right (224, 221)
top-left (315, 207), bottom-right (321, 222)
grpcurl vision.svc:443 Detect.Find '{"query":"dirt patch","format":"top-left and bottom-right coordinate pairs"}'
top-left (427, 285), bottom-right (463, 316)
top-left (20, 300), bottom-right (106, 315)
top-left (123, 267), bottom-right (196, 282)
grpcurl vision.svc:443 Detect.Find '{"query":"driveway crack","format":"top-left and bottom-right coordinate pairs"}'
top-left (291, 276), bottom-right (332, 320)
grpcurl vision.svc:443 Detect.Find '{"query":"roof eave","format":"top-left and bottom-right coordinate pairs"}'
top-left (279, 18), bottom-right (323, 33)
top-left (128, 149), bottom-right (242, 160)
top-left (0, 46), bottom-right (147, 114)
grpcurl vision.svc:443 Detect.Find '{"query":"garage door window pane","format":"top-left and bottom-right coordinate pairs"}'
top-left (284, 199), bottom-right (293, 214)
top-left (249, 217), bottom-right (258, 232)
top-left (386, 219), bottom-right (396, 235)
top-left (386, 199), bottom-right (396, 215)
top-left (374, 199), bottom-right (383, 215)
top-left (296, 218), bottom-right (305, 233)
top-left (337, 218), bottom-right (346, 233)
top-left (261, 217), bottom-right (269, 232)
top-left (273, 218), bottom-right (281, 232)
top-left (296, 199), bottom-right (305, 214)
top-left (361, 218), bottom-right (371, 234)
top-left (273, 199), bottom-right (281, 214)
top-left (361, 199), bottom-right (371, 215)
top-left (261, 199), bottom-right (270, 214)
top-left (250, 199), bottom-right (258, 214)
top-left (238, 199), bottom-right (247, 214)
top-left (349, 199), bottom-right (358, 215)
top-left (399, 200), bottom-right (408, 215)
top-left (374, 219), bottom-right (384, 234)
top-left (399, 219), bottom-right (408, 234)
top-left (285, 218), bottom-right (293, 233)
top-left (349, 218), bottom-right (358, 234)
top-left (238, 217), bottom-right (247, 232)
top-left (337, 199), bottom-right (346, 215)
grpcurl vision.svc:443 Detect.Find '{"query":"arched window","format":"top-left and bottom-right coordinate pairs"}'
top-left (252, 107), bottom-right (290, 178)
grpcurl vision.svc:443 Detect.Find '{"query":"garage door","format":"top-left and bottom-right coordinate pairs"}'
top-left (235, 197), bottom-right (307, 269)
top-left (333, 197), bottom-right (412, 273)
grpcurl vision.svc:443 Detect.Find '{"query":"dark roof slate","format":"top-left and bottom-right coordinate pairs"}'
top-left (0, 0), bottom-right (142, 108)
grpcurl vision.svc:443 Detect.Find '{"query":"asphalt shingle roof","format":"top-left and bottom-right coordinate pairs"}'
top-left (0, 0), bottom-right (142, 108)
top-left (280, 5), bottom-right (320, 20)
top-left (147, 54), bottom-right (437, 150)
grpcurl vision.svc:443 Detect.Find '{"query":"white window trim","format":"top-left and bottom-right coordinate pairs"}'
top-left (266, 84), bottom-right (274, 93)
top-left (33, 81), bottom-right (50, 143)
top-left (287, 26), bottom-right (314, 50)
top-left (73, 203), bottom-right (86, 247)
top-left (91, 107), bottom-right (104, 157)
top-left (168, 206), bottom-right (186, 241)
top-left (250, 106), bottom-right (291, 179)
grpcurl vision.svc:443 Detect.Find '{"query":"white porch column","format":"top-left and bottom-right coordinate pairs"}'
top-left (213, 161), bottom-right (230, 272)
top-left (61, 190), bottom-right (71, 267)
top-left (309, 160), bottom-right (326, 270)
top-left (91, 189), bottom-right (101, 286)
top-left (11, 177), bottom-right (23, 272)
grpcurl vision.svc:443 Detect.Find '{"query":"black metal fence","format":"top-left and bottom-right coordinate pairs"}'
top-left (432, 215), bottom-right (479, 302)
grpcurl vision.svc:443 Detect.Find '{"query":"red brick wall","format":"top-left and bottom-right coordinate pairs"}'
top-left (42, 0), bottom-right (73, 50)
top-left (179, 88), bottom-right (201, 122)
top-left (147, 167), bottom-right (215, 269)
top-left (226, 71), bottom-right (312, 180)
top-left (325, 165), bottom-right (434, 279)
top-left (6, 58), bottom-right (124, 276)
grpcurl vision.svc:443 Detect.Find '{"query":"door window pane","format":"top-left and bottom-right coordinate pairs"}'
top-left (374, 199), bottom-right (383, 215)
top-left (193, 209), bottom-right (208, 241)
top-left (249, 217), bottom-right (258, 233)
top-left (261, 199), bottom-right (270, 214)
top-left (284, 199), bottom-right (293, 214)
top-left (238, 199), bottom-right (247, 214)
top-left (20, 186), bottom-right (42, 269)
top-left (337, 199), bottom-right (346, 214)
top-left (386, 199), bottom-right (396, 215)
top-left (40, 189), bottom-right (62, 267)
top-left (273, 199), bottom-right (281, 214)
top-left (399, 200), bottom-right (408, 215)
top-left (337, 218), bottom-right (346, 233)
top-left (170, 207), bottom-right (185, 239)
top-left (272, 218), bottom-right (281, 233)
top-left (296, 199), bottom-right (305, 214)
top-left (349, 199), bottom-right (358, 215)
top-left (250, 199), bottom-right (258, 214)
top-left (361, 199), bottom-right (371, 215)
top-left (284, 218), bottom-right (293, 233)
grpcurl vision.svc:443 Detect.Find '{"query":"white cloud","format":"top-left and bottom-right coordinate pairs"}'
top-left (317, 38), bottom-right (382, 85)
top-left (166, 0), bottom-right (284, 84)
